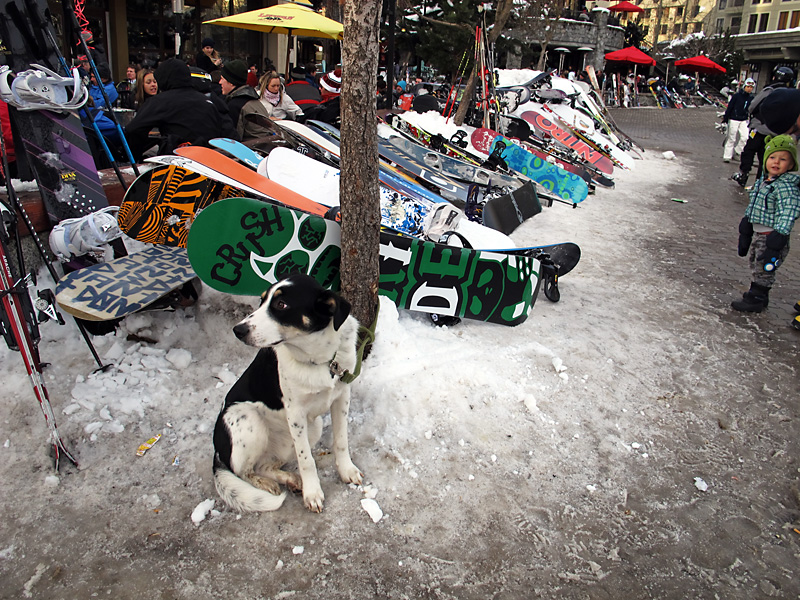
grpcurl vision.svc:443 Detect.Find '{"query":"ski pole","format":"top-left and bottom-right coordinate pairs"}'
top-left (62, 0), bottom-right (139, 176)
top-left (7, 0), bottom-right (132, 187)
top-left (0, 132), bottom-right (78, 469)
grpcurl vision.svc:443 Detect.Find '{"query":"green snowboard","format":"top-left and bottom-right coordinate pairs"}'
top-left (187, 198), bottom-right (541, 326)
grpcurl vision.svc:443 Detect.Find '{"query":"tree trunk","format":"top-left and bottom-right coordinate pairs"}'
top-left (339, 0), bottom-right (382, 328)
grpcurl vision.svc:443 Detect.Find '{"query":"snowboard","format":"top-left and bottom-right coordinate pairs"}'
top-left (209, 137), bottom-right (263, 169)
top-left (173, 146), bottom-right (330, 217)
top-left (480, 181), bottom-right (542, 235)
top-left (55, 245), bottom-right (196, 321)
top-left (471, 129), bottom-right (589, 204)
top-left (376, 121), bottom-right (525, 191)
top-left (118, 164), bottom-right (246, 247)
top-left (276, 119), bottom-right (453, 206)
top-left (186, 197), bottom-right (541, 326)
top-left (519, 111), bottom-right (615, 174)
top-left (537, 105), bottom-right (635, 170)
top-left (304, 119), bottom-right (471, 202)
top-left (263, 146), bottom-right (445, 239)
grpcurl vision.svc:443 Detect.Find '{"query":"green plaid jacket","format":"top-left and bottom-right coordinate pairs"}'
top-left (745, 172), bottom-right (800, 236)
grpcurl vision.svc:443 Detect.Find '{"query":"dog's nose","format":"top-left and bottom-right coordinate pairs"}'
top-left (233, 323), bottom-right (249, 340)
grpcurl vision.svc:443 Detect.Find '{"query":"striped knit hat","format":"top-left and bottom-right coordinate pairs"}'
top-left (320, 68), bottom-right (342, 95)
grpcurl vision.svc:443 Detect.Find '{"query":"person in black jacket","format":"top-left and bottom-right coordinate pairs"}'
top-left (721, 78), bottom-right (754, 163)
top-left (124, 58), bottom-right (229, 161)
top-left (732, 66), bottom-right (794, 186)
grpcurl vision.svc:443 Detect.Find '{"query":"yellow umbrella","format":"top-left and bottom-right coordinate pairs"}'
top-left (204, 3), bottom-right (343, 75)
top-left (204, 3), bottom-right (343, 40)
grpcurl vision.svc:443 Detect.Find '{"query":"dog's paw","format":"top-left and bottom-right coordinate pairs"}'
top-left (338, 463), bottom-right (363, 486)
top-left (250, 475), bottom-right (281, 496)
top-left (303, 487), bottom-right (325, 513)
top-left (285, 472), bottom-right (303, 494)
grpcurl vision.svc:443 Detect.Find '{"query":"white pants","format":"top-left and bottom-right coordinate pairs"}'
top-left (724, 119), bottom-right (749, 160)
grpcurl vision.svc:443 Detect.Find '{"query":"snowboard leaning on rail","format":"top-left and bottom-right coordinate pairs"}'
top-left (186, 197), bottom-right (542, 327)
top-left (470, 128), bottom-right (589, 204)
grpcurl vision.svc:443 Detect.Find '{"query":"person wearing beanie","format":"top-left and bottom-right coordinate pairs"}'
top-left (319, 68), bottom-right (342, 102)
top-left (721, 78), bottom-right (754, 163)
top-left (732, 134), bottom-right (800, 313)
top-left (218, 60), bottom-right (275, 140)
top-left (125, 58), bottom-right (230, 160)
top-left (284, 65), bottom-right (321, 114)
top-left (196, 37), bottom-right (222, 74)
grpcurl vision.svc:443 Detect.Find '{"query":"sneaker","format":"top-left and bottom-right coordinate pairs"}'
top-left (730, 171), bottom-right (748, 188)
top-left (723, 158), bottom-right (730, 163)
top-left (793, 315), bottom-right (800, 331)
top-left (794, 301), bottom-right (800, 313)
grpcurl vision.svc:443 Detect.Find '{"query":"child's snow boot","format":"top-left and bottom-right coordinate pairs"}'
top-left (793, 316), bottom-right (800, 331)
top-left (731, 283), bottom-right (770, 312)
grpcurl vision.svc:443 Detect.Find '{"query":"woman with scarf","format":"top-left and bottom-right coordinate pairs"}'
top-left (257, 71), bottom-right (302, 121)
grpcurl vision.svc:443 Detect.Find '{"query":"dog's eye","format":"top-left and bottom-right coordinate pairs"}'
top-left (274, 299), bottom-right (288, 311)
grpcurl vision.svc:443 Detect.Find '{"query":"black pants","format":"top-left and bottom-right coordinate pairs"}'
top-left (738, 131), bottom-right (766, 179)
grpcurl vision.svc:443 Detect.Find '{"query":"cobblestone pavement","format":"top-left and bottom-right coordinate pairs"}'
top-left (610, 106), bottom-right (800, 350)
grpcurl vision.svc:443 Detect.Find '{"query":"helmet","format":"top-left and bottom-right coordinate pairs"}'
top-left (772, 66), bottom-right (794, 84)
top-left (744, 77), bottom-right (756, 87)
top-left (731, 79), bottom-right (738, 86)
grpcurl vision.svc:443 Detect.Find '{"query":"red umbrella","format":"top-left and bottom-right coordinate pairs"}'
top-left (605, 46), bottom-right (656, 66)
top-left (609, 1), bottom-right (644, 12)
top-left (674, 55), bottom-right (726, 75)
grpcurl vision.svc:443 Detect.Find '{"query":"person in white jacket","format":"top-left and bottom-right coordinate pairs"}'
top-left (257, 71), bottom-right (302, 121)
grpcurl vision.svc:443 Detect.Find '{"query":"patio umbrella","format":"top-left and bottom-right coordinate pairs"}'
top-left (604, 46), bottom-right (656, 65)
top-left (674, 55), bottom-right (726, 75)
top-left (609, 1), bottom-right (644, 12)
top-left (204, 3), bottom-right (344, 75)
top-left (605, 47), bottom-right (655, 106)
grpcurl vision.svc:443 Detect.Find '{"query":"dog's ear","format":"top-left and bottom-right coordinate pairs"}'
top-left (316, 290), bottom-right (351, 331)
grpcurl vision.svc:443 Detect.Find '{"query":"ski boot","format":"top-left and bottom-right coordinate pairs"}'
top-left (792, 302), bottom-right (800, 331)
top-left (731, 171), bottom-right (749, 188)
top-left (731, 283), bottom-right (770, 312)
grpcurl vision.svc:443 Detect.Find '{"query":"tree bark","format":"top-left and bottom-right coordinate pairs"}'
top-left (339, 0), bottom-right (382, 328)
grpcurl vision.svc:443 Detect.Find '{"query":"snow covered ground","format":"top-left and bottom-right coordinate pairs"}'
top-left (1, 113), bottom-right (799, 598)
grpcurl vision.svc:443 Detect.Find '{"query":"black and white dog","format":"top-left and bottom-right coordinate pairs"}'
top-left (212, 274), bottom-right (363, 513)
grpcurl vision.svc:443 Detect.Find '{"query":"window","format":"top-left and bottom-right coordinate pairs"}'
top-left (752, 0), bottom-right (760, 4)
top-left (778, 10), bottom-right (789, 28)
top-left (748, 13), bottom-right (758, 31)
top-left (759, 12), bottom-right (769, 30)
top-left (660, 23), bottom-right (668, 34)
top-left (719, 0), bottom-right (727, 8)
top-left (731, 15), bottom-right (742, 30)
top-left (676, 6), bottom-right (684, 16)
top-left (694, 22), bottom-right (703, 31)
top-left (645, 8), bottom-right (651, 18)
top-left (716, 18), bottom-right (724, 32)
top-left (732, 0), bottom-right (745, 6)
top-left (791, 10), bottom-right (800, 26)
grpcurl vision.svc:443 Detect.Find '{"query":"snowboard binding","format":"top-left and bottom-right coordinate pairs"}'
top-left (0, 64), bottom-right (88, 112)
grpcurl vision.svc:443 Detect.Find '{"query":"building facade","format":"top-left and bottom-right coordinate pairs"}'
top-left (711, 0), bottom-right (800, 85)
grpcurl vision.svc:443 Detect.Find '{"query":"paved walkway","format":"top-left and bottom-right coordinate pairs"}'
top-left (610, 106), bottom-right (800, 350)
